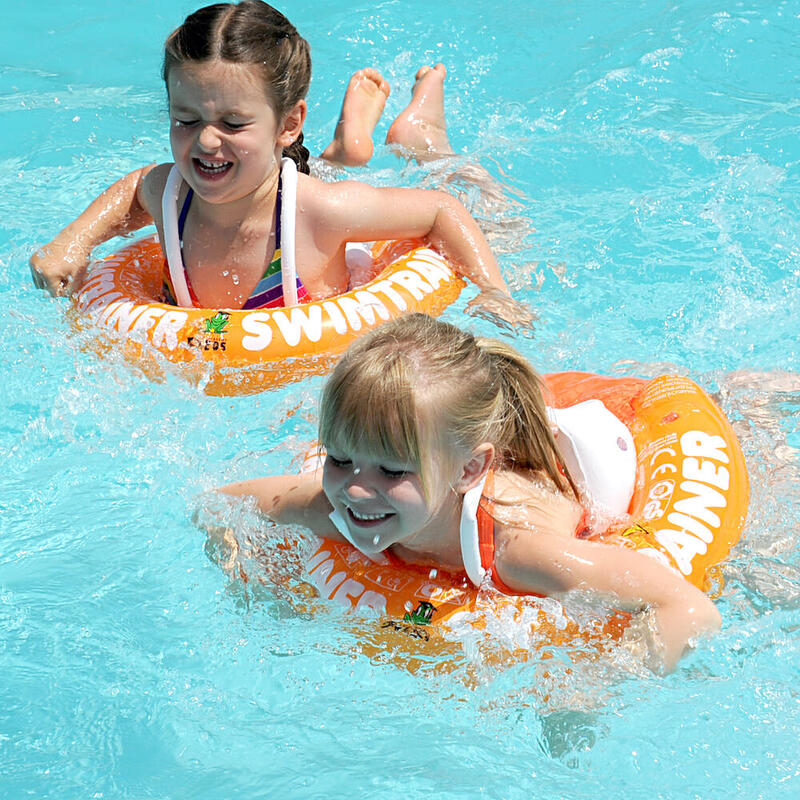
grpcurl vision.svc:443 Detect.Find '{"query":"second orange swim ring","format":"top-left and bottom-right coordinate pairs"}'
top-left (300, 372), bottom-right (749, 655)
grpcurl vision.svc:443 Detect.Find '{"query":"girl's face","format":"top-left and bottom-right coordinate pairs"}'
top-left (321, 443), bottom-right (450, 556)
top-left (167, 60), bottom-right (289, 204)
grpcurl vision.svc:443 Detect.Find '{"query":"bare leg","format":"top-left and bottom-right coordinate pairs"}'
top-left (385, 64), bottom-right (454, 161)
top-left (320, 68), bottom-right (391, 167)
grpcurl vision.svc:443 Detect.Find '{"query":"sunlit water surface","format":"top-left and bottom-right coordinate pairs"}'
top-left (2, 1), bottom-right (799, 797)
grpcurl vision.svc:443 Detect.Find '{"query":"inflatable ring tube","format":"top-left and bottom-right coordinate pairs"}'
top-left (300, 372), bottom-right (749, 652)
top-left (73, 236), bottom-right (465, 396)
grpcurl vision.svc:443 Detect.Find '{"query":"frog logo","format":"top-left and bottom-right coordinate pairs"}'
top-left (403, 601), bottom-right (436, 626)
top-left (187, 311), bottom-right (230, 351)
top-left (204, 311), bottom-right (230, 334)
top-left (618, 521), bottom-right (657, 552)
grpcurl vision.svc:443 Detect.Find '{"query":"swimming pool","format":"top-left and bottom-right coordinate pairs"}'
top-left (3, 0), bottom-right (799, 796)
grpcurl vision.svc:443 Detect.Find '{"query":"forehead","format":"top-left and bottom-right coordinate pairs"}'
top-left (167, 60), bottom-right (271, 111)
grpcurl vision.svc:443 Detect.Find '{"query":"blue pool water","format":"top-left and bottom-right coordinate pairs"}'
top-left (3, 0), bottom-right (800, 797)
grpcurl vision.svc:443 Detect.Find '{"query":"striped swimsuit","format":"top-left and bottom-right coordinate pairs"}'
top-left (163, 178), bottom-right (309, 309)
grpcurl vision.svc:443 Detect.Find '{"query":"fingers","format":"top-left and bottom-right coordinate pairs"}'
top-left (29, 262), bottom-right (46, 290)
top-left (466, 291), bottom-right (538, 337)
top-left (54, 276), bottom-right (72, 297)
top-left (30, 261), bottom-right (73, 297)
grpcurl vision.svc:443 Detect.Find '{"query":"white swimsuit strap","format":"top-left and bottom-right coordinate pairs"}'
top-left (279, 157), bottom-right (299, 307)
top-left (161, 164), bottom-right (192, 308)
top-left (161, 160), bottom-right (299, 308)
top-left (459, 474), bottom-right (489, 588)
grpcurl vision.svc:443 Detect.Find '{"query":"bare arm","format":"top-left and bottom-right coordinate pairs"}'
top-left (303, 177), bottom-right (534, 327)
top-left (30, 165), bottom-right (160, 296)
top-left (219, 473), bottom-right (340, 538)
top-left (495, 527), bottom-right (722, 673)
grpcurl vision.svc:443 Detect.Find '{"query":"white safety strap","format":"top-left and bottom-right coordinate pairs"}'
top-left (161, 159), bottom-right (300, 308)
top-left (547, 400), bottom-right (637, 515)
top-left (279, 157), bottom-right (299, 307)
top-left (459, 473), bottom-right (489, 588)
top-left (161, 165), bottom-right (192, 308)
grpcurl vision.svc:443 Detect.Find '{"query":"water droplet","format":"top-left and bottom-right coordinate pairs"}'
top-left (372, 535), bottom-right (380, 546)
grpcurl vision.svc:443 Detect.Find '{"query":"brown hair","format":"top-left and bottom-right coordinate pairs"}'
top-left (319, 314), bottom-right (577, 500)
top-left (162, 1), bottom-right (312, 173)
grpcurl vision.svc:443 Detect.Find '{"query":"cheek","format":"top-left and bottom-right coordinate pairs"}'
top-left (321, 467), bottom-right (341, 501)
top-left (169, 127), bottom-right (191, 154)
top-left (390, 484), bottom-right (431, 516)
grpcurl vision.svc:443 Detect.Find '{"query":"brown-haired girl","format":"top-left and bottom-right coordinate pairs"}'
top-left (30, 1), bottom-right (528, 325)
top-left (221, 313), bottom-right (722, 673)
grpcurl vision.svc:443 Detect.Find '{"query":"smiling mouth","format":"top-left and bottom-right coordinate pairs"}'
top-left (193, 158), bottom-right (233, 177)
top-left (347, 507), bottom-right (394, 527)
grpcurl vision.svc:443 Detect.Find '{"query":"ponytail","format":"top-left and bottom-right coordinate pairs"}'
top-left (283, 132), bottom-right (311, 175)
top-left (476, 338), bottom-right (578, 497)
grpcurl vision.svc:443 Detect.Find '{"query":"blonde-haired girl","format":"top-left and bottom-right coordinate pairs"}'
top-left (222, 314), bottom-right (722, 673)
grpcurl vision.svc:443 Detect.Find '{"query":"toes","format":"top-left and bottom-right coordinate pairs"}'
top-left (352, 68), bottom-right (391, 97)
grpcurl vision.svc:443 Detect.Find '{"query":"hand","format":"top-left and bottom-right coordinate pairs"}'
top-left (29, 239), bottom-right (91, 297)
top-left (466, 289), bottom-right (537, 336)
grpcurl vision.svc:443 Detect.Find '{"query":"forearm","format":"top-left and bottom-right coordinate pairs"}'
top-left (649, 584), bottom-right (721, 673)
top-left (559, 543), bottom-right (722, 672)
top-left (51, 168), bottom-right (153, 252)
top-left (31, 167), bottom-right (154, 295)
top-left (218, 474), bottom-right (335, 533)
top-left (498, 530), bottom-right (721, 672)
top-left (427, 192), bottom-right (509, 293)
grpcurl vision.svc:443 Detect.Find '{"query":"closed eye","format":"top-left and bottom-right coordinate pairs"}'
top-left (380, 467), bottom-right (409, 480)
top-left (172, 118), bottom-right (198, 128)
top-left (326, 454), bottom-right (351, 469)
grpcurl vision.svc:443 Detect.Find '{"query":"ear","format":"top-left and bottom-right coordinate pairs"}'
top-left (454, 443), bottom-right (495, 493)
top-left (277, 99), bottom-right (307, 147)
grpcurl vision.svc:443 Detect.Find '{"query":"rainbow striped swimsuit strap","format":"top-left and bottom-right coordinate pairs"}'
top-left (242, 177), bottom-right (308, 310)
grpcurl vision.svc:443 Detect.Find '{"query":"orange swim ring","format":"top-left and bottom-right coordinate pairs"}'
top-left (73, 237), bottom-right (464, 396)
top-left (73, 161), bottom-right (464, 396)
top-left (301, 372), bottom-right (749, 653)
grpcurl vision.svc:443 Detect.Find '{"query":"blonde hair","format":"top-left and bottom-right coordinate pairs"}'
top-left (319, 314), bottom-right (577, 499)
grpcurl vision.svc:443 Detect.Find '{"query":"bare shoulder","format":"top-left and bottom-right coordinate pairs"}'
top-left (139, 163), bottom-right (173, 223)
top-left (296, 172), bottom-right (372, 210)
top-left (489, 469), bottom-right (583, 540)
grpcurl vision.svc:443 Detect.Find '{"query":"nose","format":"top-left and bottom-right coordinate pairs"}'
top-left (196, 123), bottom-right (222, 152)
top-left (343, 476), bottom-right (377, 501)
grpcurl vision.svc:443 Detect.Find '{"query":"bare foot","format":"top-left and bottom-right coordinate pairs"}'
top-left (386, 64), bottom-right (453, 161)
top-left (320, 68), bottom-right (390, 167)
